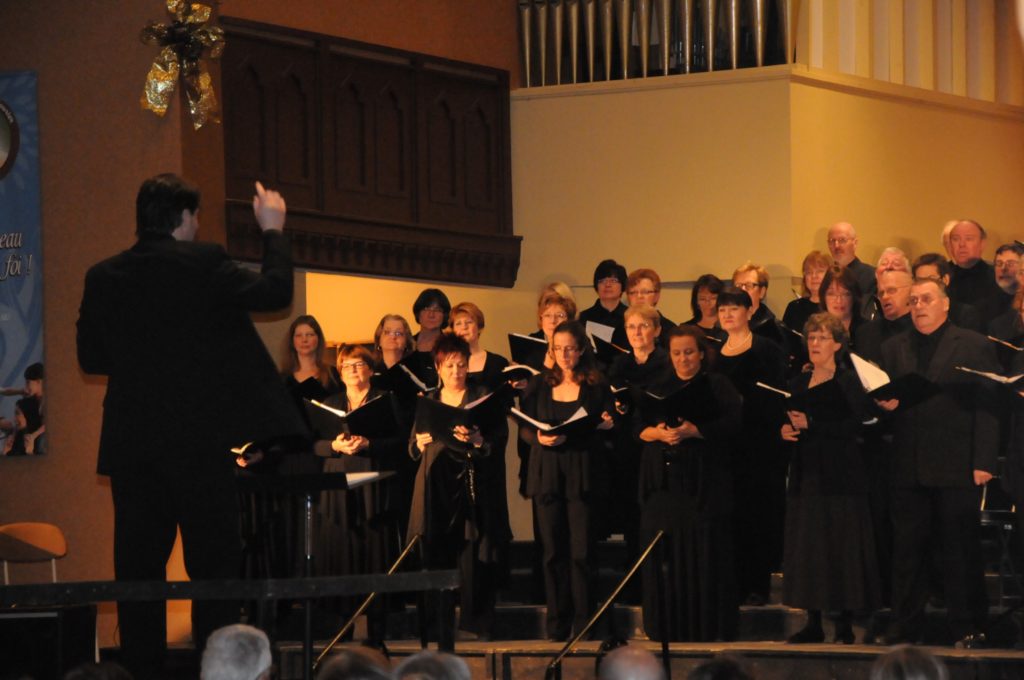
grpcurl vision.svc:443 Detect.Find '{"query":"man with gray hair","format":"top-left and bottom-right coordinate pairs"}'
top-left (201, 624), bottom-right (272, 680)
top-left (597, 645), bottom-right (666, 680)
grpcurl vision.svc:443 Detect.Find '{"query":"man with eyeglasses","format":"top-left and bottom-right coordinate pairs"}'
top-left (946, 219), bottom-right (1005, 328)
top-left (826, 221), bottom-right (877, 304)
top-left (876, 278), bottom-right (999, 647)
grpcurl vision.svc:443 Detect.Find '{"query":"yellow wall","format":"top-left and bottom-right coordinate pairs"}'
top-left (790, 68), bottom-right (1024, 266)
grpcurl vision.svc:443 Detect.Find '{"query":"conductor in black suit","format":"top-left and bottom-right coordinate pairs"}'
top-left (77, 174), bottom-right (306, 676)
top-left (877, 277), bottom-right (1000, 646)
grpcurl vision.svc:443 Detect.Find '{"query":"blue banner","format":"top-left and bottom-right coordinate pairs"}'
top-left (0, 71), bottom-right (45, 457)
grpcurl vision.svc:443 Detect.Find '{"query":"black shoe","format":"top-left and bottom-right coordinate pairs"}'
top-left (833, 625), bottom-right (856, 645)
top-left (787, 625), bottom-right (825, 643)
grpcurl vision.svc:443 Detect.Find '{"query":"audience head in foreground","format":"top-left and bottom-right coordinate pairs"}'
top-left (393, 650), bottom-right (470, 680)
top-left (597, 644), bottom-right (666, 680)
top-left (870, 645), bottom-right (949, 680)
top-left (687, 654), bottom-right (755, 680)
top-left (316, 646), bottom-right (391, 680)
top-left (201, 624), bottom-right (272, 680)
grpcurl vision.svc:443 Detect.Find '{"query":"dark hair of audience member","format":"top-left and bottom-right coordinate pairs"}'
top-left (315, 647), bottom-right (391, 680)
top-left (393, 650), bottom-right (470, 680)
top-left (63, 661), bottom-right (134, 680)
top-left (687, 655), bottom-right (755, 680)
top-left (870, 645), bottom-right (949, 680)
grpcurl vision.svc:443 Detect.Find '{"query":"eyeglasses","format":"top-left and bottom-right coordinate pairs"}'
top-left (628, 289), bottom-right (657, 296)
top-left (625, 322), bottom-right (653, 332)
top-left (735, 282), bottom-right (763, 291)
top-left (597, 277), bottom-right (621, 286)
top-left (806, 334), bottom-right (835, 344)
top-left (908, 295), bottom-right (940, 307)
top-left (341, 361), bottom-right (368, 371)
top-left (381, 330), bottom-right (405, 338)
top-left (827, 237), bottom-right (851, 246)
top-left (995, 260), bottom-right (1020, 270)
top-left (552, 345), bottom-right (580, 354)
top-left (697, 296), bottom-right (717, 305)
top-left (541, 312), bottom-right (568, 322)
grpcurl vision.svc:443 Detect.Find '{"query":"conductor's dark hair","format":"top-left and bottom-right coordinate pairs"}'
top-left (432, 332), bottom-right (471, 367)
top-left (412, 288), bottom-right (452, 324)
top-left (913, 253), bottom-right (952, 280)
top-left (135, 173), bottom-right (200, 235)
top-left (715, 286), bottom-right (753, 309)
top-left (690, 273), bottom-right (725, 320)
top-left (687, 655), bottom-right (754, 680)
top-left (23, 362), bottom-right (43, 381)
top-left (593, 259), bottom-right (628, 291)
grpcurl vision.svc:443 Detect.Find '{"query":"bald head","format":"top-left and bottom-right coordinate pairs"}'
top-left (827, 222), bottom-right (859, 267)
top-left (598, 646), bottom-right (666, 680)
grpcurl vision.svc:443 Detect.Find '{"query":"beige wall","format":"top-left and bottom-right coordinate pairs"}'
top-left (790, 68), bottom-right (1024, 269)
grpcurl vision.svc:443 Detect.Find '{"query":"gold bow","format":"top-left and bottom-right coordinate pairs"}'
top-left (140, 0), bottom-right (225, 130)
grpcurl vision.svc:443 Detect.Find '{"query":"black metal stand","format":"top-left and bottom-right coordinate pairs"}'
top-left (545, 530), bottom-right (665, 680)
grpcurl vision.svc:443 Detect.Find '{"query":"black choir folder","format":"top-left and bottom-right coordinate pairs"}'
top-left (641, 375), bottom-right (719, 427)
top-left (850, 353), bottom-right (939, 408)
top-left (755, 378), bottom-right (849, 423)
top-left (502, 363), bottom-right (541, 383)
top-left (413, 392), bottom-right (505, 449)
top-left (305, 395), bottom-right (398, 439)
top-left (508, 333), bottom-right (548, 369)
top-left (378, 358), bottom-right (438, 400)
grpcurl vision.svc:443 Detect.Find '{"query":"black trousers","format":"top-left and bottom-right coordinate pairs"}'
top-left (534, 494), bottom-right (592, 639)
top-left (111, 463), bottom-right (242, 678)
top-left (890, 485), bottom-right (987, 640)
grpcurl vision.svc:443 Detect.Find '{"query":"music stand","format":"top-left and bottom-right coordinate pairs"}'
top-left (236, 470), bottom-right (393, 680)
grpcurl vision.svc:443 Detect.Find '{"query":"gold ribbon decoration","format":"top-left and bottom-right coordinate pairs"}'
top-left (140, 0), bottom-right (225, 130)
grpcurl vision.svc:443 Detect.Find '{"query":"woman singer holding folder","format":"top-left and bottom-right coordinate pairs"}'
top-left (636, 324), bottom-right (742, 641)
top-left (779, 313), bottom-right (880, 644)
top-left (312, 344), bottom-right (408, 646)
top-left (519, 320), bottom-right (614, 641)
top-left (409, 333), bottom-right (511, 640)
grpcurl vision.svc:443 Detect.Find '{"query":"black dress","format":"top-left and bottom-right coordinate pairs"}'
top-left (716, 335), bottom-right (788, 602)
top-left (637, 372), bottom-right (742, 641)
top-left (781, 370), bottom-right (881, 612)
top-left (782, 297), bottom-right (819, 337)
top-left (408, 384), bottom-right (513, 636)
top-left (520, 376), bottom-right (612, 639)
top-left (312, 386), bottom-right (408, 640)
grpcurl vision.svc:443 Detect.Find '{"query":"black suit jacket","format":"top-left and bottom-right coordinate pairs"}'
top-left (880, 324), bottom-right (1000, 488)
top-left (77, 231), bottom-right (307, 476)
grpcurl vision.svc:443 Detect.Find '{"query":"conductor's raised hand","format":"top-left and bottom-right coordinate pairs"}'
top-left (252, 181), bottom-right (286, 233)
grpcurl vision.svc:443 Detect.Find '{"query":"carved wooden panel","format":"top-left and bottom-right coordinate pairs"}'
top-left (220, 18), bottom-right (519, 287)
top-left (222, 33), bottom-right (319, 211)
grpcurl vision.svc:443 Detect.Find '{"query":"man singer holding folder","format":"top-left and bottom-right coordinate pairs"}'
top-left (876, 277), bottom-right (1000, 647)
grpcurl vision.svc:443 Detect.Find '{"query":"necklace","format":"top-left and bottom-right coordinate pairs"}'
top-left (725, 331), bottom-right (752, 351)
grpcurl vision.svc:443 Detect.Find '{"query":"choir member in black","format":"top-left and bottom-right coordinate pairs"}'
top-left (779, 313), bottom-right (880, 644)
top-left (783, 250), bottom-right (832, 338)
top-left (373, 314), bottom-right (414, 371)
top-left (409, 334), bottom-right (511, 640)
top-left (578, 259), bottom-right (630, 351)
top-left (913, 253), bottom-right (983, 331)
top-left (988, 284), bottom-right (1024, 360)
top-left (605, 304), bottom-right (671, 575)
top-left (715, 286), bottom-right (788, 606)
top-left (858, 270), bottom-right (914, 364)
top-left (683, 273), bottom-right (727, 343)
top-left (519, 321), bottom-right (614, 640)
top-left (409, 288), bottom-right (451, 387)
top-left (637, 325), bottom-right (741, 641)
top-left (732, 262), bottom-right (789, 351)
top-left (1004, 351), bottom-right (1024, 635)
top-left (819, 266), bottom-right (865, 350)
top-left (312, 345), bottom-right (407, 645)
top-left (283, 314), bottom-right (342, 415)
top-left (450, 300), bottom-right (514, 587)
top-left (993, 243), bottom-right (1023, 308)
top-left (947, 219), bottom-right (1007, 327)
top-left (627, 268), bottom-right (676, 341)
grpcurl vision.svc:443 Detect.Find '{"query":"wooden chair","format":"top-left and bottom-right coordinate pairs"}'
top-left (0, 522), bottom-right (68, 584)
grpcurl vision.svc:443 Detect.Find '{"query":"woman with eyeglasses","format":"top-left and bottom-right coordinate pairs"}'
top-left (626, 268), bottom-right (676, 343)
top-left (779, 313), bottom-right (879, 644)
top-left (605, 304), bottom-right (671, 569)
top-left (519, 320), bottom-right (614, 641)
top-left (683, 274), bottom-right (727, 344)
top-left (312, 344), bottom-right (408, 647)
top-left (408, 288), bottom-right (451, 388)
top-left (637, 325), bottom-right (742, 641)
top-left (409, 333), bottom-right (511, 640)
top-left (819, 266), bottom-right (864, 352)
top-left (715, 286), bottom-right (788, 607)
top-left (784, 251), bottom-right (833, 339)
top-left (579, 259), bottom-right (630, 363)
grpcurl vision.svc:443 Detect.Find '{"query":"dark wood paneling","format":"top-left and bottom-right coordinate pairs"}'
top-left (222, 33), bottom-right (319, 210)
top-left (220, 18), bottom-right (519, 287)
